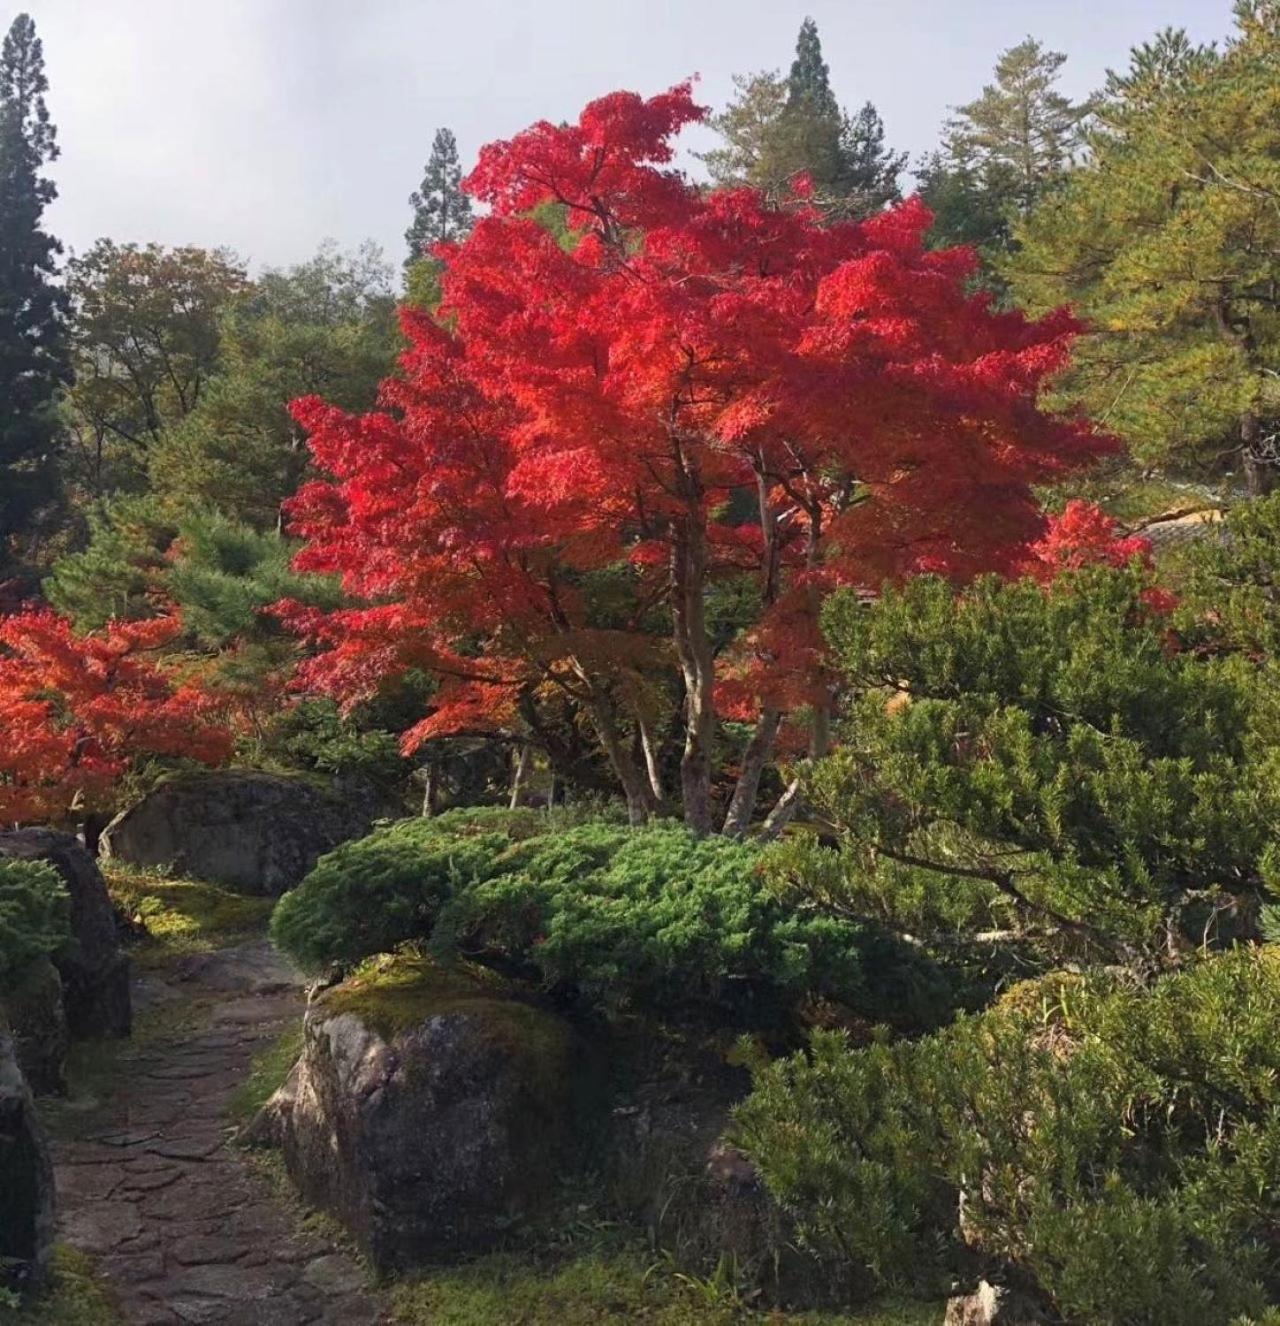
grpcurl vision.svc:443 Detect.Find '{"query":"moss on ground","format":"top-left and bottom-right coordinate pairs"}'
top-left (389, 1246), bottom-right (943, 1325)
top-left (9, 1245), bottom-right (124, 1324)
top-left (103, 863), bottom-right (274, 966)
top-left (226, 1024), bottom-right (304, 1126)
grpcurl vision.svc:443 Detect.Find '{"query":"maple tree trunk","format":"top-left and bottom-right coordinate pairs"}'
top-left (508, 744), bottom-right (531, 810)
top-left (671, 518), bottom-right (716, 835)
top-left (638, 716), bottom-right (665, 805)
top-left (722, 706), bottom-right (782, 838)
top-left (585, 693), bottom-right (656, 826)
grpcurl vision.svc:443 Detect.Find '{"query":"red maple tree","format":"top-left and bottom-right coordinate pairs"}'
top-left (0, 610), bottom-right (231, 828)
top-left (284, 84), bottom-right (1114, 832)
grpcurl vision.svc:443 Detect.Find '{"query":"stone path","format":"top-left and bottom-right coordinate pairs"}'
top-left (48, 940), bottom-right (390, 1325)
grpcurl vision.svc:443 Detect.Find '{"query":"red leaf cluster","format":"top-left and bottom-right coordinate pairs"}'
top-left (283, 84), bottom-right (1115, 821)
top-left (0, 611), bottom-right (232, 826)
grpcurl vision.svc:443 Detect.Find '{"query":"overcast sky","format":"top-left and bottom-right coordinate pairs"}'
top-left (20, 0), bottom-right (1234, 274)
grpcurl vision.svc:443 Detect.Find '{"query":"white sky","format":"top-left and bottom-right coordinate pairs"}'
top-left (20, 0), bottom-right (1234, 272)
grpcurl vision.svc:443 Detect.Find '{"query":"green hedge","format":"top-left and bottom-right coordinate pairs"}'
top-left (734, 947), bottom-right (1280, 1323)
top-left (0, 859), bottom-right (70, 994)
top-left (271, 810), bottom-right (951, 1025)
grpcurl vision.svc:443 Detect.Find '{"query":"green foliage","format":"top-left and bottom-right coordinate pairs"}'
top-left (388, 1242), bottom-right (935, 1325)
top-left (803, 566), bottom-right (1280, 965)
top-left (1178, 491), bottom-right (1280, 655)
top-left (0, 13), bottom-right (69, 573)
top-left (1008, 10), bottom-right (1280, 485)
top-left (736, 948), bottom-right (1280, 1323)
top-left (405, 126), bottom-right (474, 267)
top-left (269, 813), bottom-right (521, 973)
top-left (271, 813), bottom-right (942, 1026)
top-left (148, 241), bottom-right (397, 530)
top-left (0, 859), bottom-right (69, 993)
top-left (702, 20), bottom-right (903, 216)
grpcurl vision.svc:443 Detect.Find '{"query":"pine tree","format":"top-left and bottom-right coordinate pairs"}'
top-left (0, 13), bottom-right (68, 577)
top-left (839, 101), bottom-right (906, 214)
top-left (405, 127), bottom-right (474, 268)
top-left (944, 37), bottom-right (1090, 213)
top-left (704, 18), bottom-right (903, 217)
top-left (1007, 5), bottom-right (1280, 492)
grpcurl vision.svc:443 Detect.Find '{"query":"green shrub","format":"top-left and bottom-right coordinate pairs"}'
top-left (272, 812), bottom-right (948, 1025)
top-left (0, 860), bottom-right (70, 993)
top-left (269, 811), bottom-right (531, 970)
top-left (734, 947), bottom-right (1280, 1323)
top-left (802, 565), bottom-right (1280, 967)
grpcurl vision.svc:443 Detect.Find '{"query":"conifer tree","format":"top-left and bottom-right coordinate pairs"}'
top-left (705, 17), bottom-right (903, 217)
top-left (944, 37), bottom-right (1089, 214)
top-left (405, 127), bottom-right (474, 268)
top-left (1008, 6), bottom-right (1280, 492)
top-left (0, 13), bottom-right (68, 576)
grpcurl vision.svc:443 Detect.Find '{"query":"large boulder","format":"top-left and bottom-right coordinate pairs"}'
top-left (101, 770), bottom-right (375, 896)
top-left (0, 829), bottom-right (130, 1039)
top-left (0, 1018), bottom-right (56, 1297)
top-left (254, 955), bottom-right (579, 1270)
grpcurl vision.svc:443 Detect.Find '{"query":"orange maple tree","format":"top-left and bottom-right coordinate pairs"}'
top-left (283, 83), bottom-right (1115, 832)
top-left (0, 610), bottom-right (231, 828)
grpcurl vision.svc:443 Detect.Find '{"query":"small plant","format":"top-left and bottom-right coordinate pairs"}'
top-left (0, 859), bottom-right (69, 993)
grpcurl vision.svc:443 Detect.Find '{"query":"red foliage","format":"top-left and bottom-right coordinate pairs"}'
top-left (1025, 499), bottom-right (1152, 579)
top-left (284, 84), bottom-right (1115, 827)
top-left (0, 611), bottom-right (232, 826)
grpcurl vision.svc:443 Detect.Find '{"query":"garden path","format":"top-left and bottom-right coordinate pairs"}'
top-left (47, 939), bottom-right (389, 1325)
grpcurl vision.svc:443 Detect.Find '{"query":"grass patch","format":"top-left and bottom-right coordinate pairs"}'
top-left (8, 1245), bottom-right (123, 1324)
top-left (103, 863), bottom-right (274, 966)
top-left (389, 1246), bottom-right (942, 1325)
top-left (227, 1024), bottom-right (304, 1126)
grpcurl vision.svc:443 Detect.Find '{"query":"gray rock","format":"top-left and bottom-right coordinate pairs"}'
top-left (4, 956), bottom-right (68, 1095)
top-left (944, 1280), bottom-right (1047, 1326)
top-left (101, 770), bottom-right (374, 896)
top-left (0, 1020), bottom-right (56, 1296)
top-left (256, 959), bottom-right (577, 1270)
top-left (0, 828), bottom-right (131, 1039)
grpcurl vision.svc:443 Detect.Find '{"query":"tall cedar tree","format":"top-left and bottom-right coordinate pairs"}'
top-left (405, 127), bottom-right (474, 268)
top-left (0, 13), bottom-right (68, 580)
top-left (282, 85), bottom-right (1111, 834)
top-left (1009, 6), bottom-right (1280, 493)
top-left (705, 19), bottom-right (904, 217)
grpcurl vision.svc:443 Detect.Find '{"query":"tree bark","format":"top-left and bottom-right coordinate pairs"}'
top-left (1242, 411), bottom-right (1277, 497)
top-left (722, 706), bottom-right (782, 838)
top-left (508, 744), bottom-right (531, 810)
top-left (671, 519), bottom-right (716, 834)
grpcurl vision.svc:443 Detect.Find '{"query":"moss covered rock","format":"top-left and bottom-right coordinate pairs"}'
top-left (101, 770), bottom-right (374, 897)
top-left (255, 954), bottom-right (580, 1270)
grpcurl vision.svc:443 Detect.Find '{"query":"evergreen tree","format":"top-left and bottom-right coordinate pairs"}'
top-left (700, 70), bottom-right (788, 190)
top-left (704, 18), bottom-right (903, 217)
top-left (839, 101), bottom-right (906, 214)
top-left (944, 37), bottom-right (1090, 214)
top-left (1007, 6), bottom-right (1280, 492)
top-left (786, 16), bottom-right (840, 118)
top-left (405, 127), bottom-right (473, 268)
top-left (0, 13), bottom-right (68, 577)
